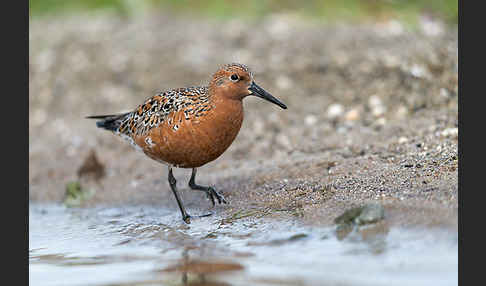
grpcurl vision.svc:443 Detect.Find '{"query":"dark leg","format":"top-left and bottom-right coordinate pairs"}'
top-left (188, 168), bottom-right (228, 207)
top-left (168, 167), bottom-right (192, 224)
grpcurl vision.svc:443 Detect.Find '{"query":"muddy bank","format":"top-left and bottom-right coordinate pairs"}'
top-left (29, 13), bottom-right (458, 229)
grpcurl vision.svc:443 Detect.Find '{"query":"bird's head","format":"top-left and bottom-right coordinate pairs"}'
top-left (209, 63), bottom-right (287, 109)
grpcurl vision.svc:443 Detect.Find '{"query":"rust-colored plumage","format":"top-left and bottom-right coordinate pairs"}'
top-left (88, 63), bottom-right (287, 223)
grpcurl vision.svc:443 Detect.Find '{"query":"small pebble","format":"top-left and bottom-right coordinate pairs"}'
top-left (327, 104), bottom-right (344, 119)
top-left (305, 115), bottom-right (318, 126)
top-left (441, 128), bottom-right (458, 138)
top-left (410, 64), bottom-right (426, 78)
top-left (344, 108), bottom-right (360, 121)
top-left (395, 105), bottom-right (409, 119)
top-left (368, 95), bottom-right (386, 117)
top-left (398, 137), bottom-right (409, 144)
top-left (440, 88), bottom-right (449, 98)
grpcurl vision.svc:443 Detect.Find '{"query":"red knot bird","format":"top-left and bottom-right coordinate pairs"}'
top-left (87, 63), bottom-right (287, 223)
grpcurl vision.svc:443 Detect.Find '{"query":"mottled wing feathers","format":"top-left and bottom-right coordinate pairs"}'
top-left (93, 86), bottom-right (211, 138)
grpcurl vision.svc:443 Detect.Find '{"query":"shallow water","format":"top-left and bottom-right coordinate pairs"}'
top-left (29, 203), bottom-right (458, 286)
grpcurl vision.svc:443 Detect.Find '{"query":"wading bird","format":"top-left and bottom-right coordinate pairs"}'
top-left (88, 63), bottom-right (287, 223)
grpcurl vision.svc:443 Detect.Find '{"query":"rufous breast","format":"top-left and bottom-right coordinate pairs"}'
top-left (134, 97), bottom-right (244, 168)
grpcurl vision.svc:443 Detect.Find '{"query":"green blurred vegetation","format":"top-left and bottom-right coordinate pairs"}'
top-left (29, 0), bottom-right (457, 24)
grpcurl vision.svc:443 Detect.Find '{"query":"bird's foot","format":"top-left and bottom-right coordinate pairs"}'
top-left (205, 187), bottom-right (228, 207)
top-left (183, 214), bottom-right (191, 224)
top-left (182, 212), bottom-right (213, 224)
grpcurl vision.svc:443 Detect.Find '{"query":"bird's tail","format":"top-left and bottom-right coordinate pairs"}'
top-left (86, 113), bottom-right (130, 132)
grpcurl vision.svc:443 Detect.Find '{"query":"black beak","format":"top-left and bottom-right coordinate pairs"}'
top-left (248, 82), bottom-right (287, 109)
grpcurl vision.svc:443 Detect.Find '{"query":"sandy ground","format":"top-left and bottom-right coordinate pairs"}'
top-left (29, 12), bottom-right (458, 229)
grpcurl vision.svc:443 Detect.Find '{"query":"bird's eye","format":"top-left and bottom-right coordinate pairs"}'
top-left (230, 74), bottom-right (239, 81)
